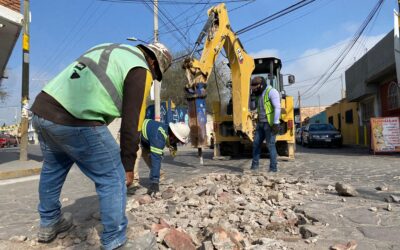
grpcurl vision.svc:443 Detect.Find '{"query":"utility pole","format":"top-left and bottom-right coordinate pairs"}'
top-left (318, 94), bottom-right (321, 112)
top-left (298, 91), bottom-right (302, 127)
top-left (153, 0), bottom-right (161, 122)
top-left (341, 73), bottom-right (345, 99)
top-left (20, 0), bottom-right (30, 161)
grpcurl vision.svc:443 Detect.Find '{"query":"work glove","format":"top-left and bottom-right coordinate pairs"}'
top-left (272, 124), bottom-right (280, 135)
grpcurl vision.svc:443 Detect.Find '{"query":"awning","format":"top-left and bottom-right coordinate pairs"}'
top-left (0, 5), bottom-right (23, 79)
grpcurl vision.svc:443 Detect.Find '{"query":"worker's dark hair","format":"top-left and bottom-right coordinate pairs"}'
top-left (251, 76), bottom-right (266, 87)
top-left (251, 76), bottom-right (267, 96)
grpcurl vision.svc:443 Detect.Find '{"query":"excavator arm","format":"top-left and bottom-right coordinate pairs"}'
top-left (183, 3), bottom-right (255, 150)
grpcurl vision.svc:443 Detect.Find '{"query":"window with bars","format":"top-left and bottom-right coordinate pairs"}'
top-left (388, 82), bottom-right (400, 110)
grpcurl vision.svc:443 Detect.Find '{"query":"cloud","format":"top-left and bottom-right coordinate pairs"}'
top-left (282, 33), bottom-right (386, 107)
top-left (250, 49), bottom-right (280, 59)
top-left (342, 21), bottom-right (360, 34)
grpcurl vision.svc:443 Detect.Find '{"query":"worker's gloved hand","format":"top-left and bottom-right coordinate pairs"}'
top-left (125, 171), bottom-right (134, 187)
top-left (272, 124), bottom-right (280, 135)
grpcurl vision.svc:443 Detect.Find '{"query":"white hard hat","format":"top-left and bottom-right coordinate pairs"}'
top-left (169, 122), bottom-right (190, 144)
top-left (138, 42), bottom-right (172, 80)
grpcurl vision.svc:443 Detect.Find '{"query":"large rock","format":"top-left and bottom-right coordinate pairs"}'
top-left (130, 232), bottom-right (158, 250)
top-left (335, 183), bottom-right (358, 197)
top-left (164, 228), bottom-right (196, 250)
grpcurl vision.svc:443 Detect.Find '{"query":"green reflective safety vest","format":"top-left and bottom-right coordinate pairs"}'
top-left (256, 86), bottom-right (275, 126)
top-left (43, 43), bottom-right (151, 124)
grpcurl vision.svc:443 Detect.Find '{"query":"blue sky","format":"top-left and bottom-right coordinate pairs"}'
top-left (0, 0), bottom-right (397, 124)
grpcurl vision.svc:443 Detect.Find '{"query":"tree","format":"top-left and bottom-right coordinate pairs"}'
top-left (0, 79), bottom-right (7, 101)
top-left (161, 52), bottom-right (231, 113)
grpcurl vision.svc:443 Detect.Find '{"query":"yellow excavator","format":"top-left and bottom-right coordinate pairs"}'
top-left (183, 3), bottom-right (295, 161)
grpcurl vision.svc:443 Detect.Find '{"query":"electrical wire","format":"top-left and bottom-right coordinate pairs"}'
top-left (301, 0), bottom-right (385, 100)
top-left (243, 0), bottom-right (334, 44)
top-left (32, 1), bottom-right (97, 80)
top-left (171, 0), bottom-right (317, 63)
top-left (236, 0), bottom-right (316, 35)
top-left (98, 0), bottom-right (253, 5)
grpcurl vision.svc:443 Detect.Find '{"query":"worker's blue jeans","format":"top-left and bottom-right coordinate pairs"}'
top-left (251, 122), bottom-right (278, 172)
top-left (32, 115), bottom-right (127, 250)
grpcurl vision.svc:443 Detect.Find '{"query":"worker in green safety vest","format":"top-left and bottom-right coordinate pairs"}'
top-left (250, 76), bottom-right (281, 173)
top-left (30, 42), bottom-right (172, 249)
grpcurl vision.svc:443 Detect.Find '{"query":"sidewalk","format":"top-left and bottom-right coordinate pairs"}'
top-left (0, 146), bottom-right (43, 180)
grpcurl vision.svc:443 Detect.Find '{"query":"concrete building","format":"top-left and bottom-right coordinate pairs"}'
top-left (345, 30), bottom-right (400, 146)
top-left (0, 0), bottom-right (22, 79)
top-left (325, 99), bottom-right (359, 145)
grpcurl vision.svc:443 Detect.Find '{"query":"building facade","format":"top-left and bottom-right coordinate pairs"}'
top-left (0, 0), bottom-right (22, 79)
top-left (345, 30), bottom-right (400, 146)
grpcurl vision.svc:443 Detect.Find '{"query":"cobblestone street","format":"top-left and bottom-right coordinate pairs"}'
top-left (0, 145), bottom-right (399, 249)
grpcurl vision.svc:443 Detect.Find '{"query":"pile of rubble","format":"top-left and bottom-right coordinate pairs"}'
top-left (125, 172), bottom-right (321, 250)
top-left (5, 173), bottom-right (326, 250)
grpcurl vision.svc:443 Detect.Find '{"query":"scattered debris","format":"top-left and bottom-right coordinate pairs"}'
top-left (330, 240), bottom-right (358, 250)
top-left (9, 235), bottom-right (27, 242)
top-left (368, 207), bottom-right (378, 212)
top-left (390, 194), bottom-right (400, 203)
top-left (335, 183), bottom-right (358, 197)
top-left (375, 185), bottom-right (389, 191)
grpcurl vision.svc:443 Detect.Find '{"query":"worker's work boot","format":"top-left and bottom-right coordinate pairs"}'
top-left (38, 212), bottom-right (73, 243)
top-left (147, 183), bottom-right (160, 195)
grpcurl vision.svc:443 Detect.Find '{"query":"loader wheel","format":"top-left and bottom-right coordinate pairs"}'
top-left (276, 141), bottom-right (289, 157)
top-left (220, 142), bottom-right (241, 156)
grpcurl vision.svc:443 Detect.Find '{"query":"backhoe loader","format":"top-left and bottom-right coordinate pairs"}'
top-left (183, 3), bottom-right (295, 160)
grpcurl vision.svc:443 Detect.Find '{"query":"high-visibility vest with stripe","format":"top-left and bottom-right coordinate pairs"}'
top-left (141, 119), bottom-right (168, 155)
top-left (256, 85), bottom-right (275, 126)
top-left (43, 43), bottom-right (151, 124)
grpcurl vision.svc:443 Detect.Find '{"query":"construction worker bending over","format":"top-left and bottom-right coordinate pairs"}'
top-left (30, 42), bottom-right (172, 250)
top-left (131, 119), bottom-right (190, 194)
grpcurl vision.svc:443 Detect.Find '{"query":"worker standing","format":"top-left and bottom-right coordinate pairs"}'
top-left (130, 119), bottom-right (190, 194)
top-left (250, 76), bottom-right (281, 172)
top-left (30, 42), bottom-right (172, 250)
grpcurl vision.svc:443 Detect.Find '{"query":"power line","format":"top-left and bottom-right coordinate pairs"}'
top-left (98, 0), bottom-right (252, 4)
top-left (142, 0), bottom-right (191, 51)
top-left (33, 1), bottom-right (97, 80)
top-left (236, 0), bottom-right (317, 35)
top-left (172, 0), bottom-right (316, 63)
top-left (301, 0), bottom-right (385, 100)
top-left (243, 0), bottom-right (334, 44)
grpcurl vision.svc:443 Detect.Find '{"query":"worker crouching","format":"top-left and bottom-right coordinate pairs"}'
top-left (129, 119), bottom-right (190, 195)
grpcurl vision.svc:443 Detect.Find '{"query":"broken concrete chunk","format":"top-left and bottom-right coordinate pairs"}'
top-left (390, 194), bottom-right (400, 203)
top-left (268, 191), bottom-right (284, 202)
top-left (299, 226), bottom-right (318, 239)
top-left (164, 228), bottom-right (196, 250)
top-left (130, 232), bottom-right (157, 250)
top-left (335, 182), bottom-right (358, 197)
top-left (9, 235), bottom-right (27, 242)
top-left (330, 240), bottom-right (357, 250)
top-left (375, 185), bottom-right (389, 191)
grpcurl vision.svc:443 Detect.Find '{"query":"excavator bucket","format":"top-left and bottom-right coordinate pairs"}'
top-left (186, 83), bottom-right (207, 148)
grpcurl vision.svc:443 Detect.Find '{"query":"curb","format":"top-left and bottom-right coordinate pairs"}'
top-left (0, 167), bottom-right (42, 180)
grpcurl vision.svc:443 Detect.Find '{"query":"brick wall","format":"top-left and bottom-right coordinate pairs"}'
top-left (0, 0), bottom-right (20, 12)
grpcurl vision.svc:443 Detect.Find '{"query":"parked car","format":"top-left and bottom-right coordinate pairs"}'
top-left (302, 123), bottom-right (342, 147)
top-left (0, 134), bottom-right (18, 148)
top-left (295, 126), bottom-right (305, 144)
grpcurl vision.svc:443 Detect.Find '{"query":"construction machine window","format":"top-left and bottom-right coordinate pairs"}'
top-left (251, 73), bottom-right (280, 92)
